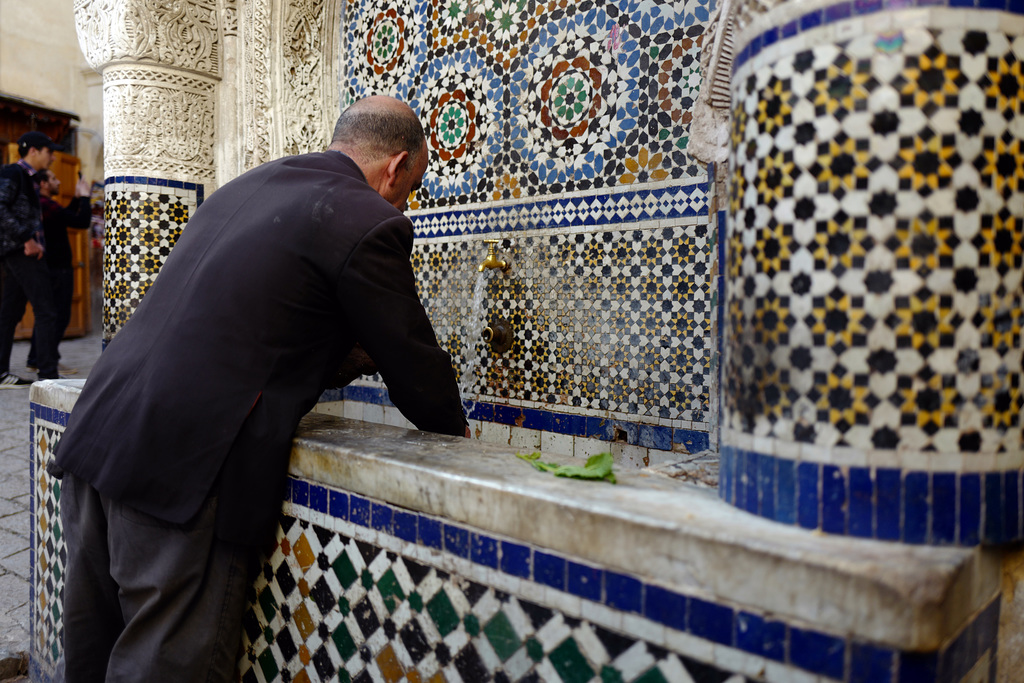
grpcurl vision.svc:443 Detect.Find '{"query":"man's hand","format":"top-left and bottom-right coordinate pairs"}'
top-left (23, 238), bottom-right (44, 259)
top-left (74, 179), bottom-right (92, 198)
top-left (330, 344), bottom-right (378, 388)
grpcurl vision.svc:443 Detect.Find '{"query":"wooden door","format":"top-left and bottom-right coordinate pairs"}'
top-left (6, 146), bottom-right (92, 340)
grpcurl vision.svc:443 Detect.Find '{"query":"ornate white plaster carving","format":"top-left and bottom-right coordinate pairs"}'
top-left (241, 0), bottom-right (273, 169)
top-left (76, 0), bottom-right (343, 181)
top-left (237, 0), bottom-right (341, 170)
top-left (221, 0), bottom-right (238, 37)
top-left (279, 0), bottom-right (340, 157)
top-left (689, 0), bottom-right (738, 166)
top-left (74, 0), bottom-right (220, 75)
top-left (734, 0), bottom-right (785, 34)
top-left (103, 66), bottom-right (217, 182)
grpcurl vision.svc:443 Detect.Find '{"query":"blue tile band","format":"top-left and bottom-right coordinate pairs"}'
top-left (319, 388), bottom-right (709, 454)
top-left (732, 0), bottom-right (1024, 72)
top-left (409, 181), bottom-right (709, 238)
top-left (719, 446), bottom-right (1024, 546)
top-left (29, 404), bottom-right (70, 427)
top-left (104, 175), bottom-right (205, 205)
top-left (283, 473), bottom-right (1001, 683)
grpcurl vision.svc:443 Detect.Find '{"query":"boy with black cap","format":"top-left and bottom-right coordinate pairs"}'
top-left (0, 131), bottom-right (63, 386)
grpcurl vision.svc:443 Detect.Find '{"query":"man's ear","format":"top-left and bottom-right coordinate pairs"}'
top-left (383, 150), bottom-right (410, 188)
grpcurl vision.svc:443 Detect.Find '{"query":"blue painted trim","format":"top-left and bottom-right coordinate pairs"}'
top-left (29, 403), bottom-right (70, 427)
top-left (720, 446), bottom-right (1024, 545)
top-left (30, 658), bottom-right (53, 683)
top-left (732, 0), bottom-right (1024, 72)
top-left (319, 389), bottom-right (710, 453)
top-left (717, 207), bottom-right (727, 448)
top-left (28, 414), bottom-right (37, 676)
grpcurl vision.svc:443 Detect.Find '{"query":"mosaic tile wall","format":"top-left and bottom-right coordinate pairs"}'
top-left (28, 402), bottom-right (1004, 683)
top-left (101, 176), bottom-right (203, 341)
top-left (337, 0), bottom-right (719, 455)
top-left (723, 0), bottom-right (1024, 543)
top-left (347, 0), bottom-right (710, 208)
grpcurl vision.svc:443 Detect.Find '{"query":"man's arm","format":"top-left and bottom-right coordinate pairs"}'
top-left (45, 181), bottom-right (92, 230)
top-left (329, 344), bottom-right (377, 388)
top-left (337, 216), bottom-right (467, 437)
top-left (65, 179), bottom-right (93, 229)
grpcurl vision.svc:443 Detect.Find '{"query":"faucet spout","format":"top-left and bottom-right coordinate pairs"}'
top-left (478, 239), bottom-right (511, 273)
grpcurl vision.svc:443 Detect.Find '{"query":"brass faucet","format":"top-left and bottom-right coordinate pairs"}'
top-left (478, 239), bottom-right (511, 273)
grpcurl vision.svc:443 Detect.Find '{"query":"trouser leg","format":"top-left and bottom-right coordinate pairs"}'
top-left (53, 267), bottom-right (74, 352)
top-left (56, 474), bottom-right (253, 683)
top-left (31, 268), bottom-right (73, 366)
top-left (105, 496), bottom-right (251, 683)
top-left (1, 253), bottom-right (58, 377)
top-left (0, 260), bottom-right (29, 375)
top-left (54, 473), bottom-right (125, 683)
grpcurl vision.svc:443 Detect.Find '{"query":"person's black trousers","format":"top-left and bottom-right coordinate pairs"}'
top-left (27, 266), bottom-right (74, 367)
top-left (54, 473), bottom-right (254, 683)
top-left (0, 252), bottom-right (58, 377)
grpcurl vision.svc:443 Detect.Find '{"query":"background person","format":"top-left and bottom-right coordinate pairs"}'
top-left (50, 96), bottom-right (468, 683)
top-left (26, 169), bottom-right (92, 374)
top-left (0, 131), bottom-right (61, 387)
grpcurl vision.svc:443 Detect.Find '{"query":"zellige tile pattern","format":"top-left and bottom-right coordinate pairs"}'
top-left (102, 176), bottom-right (203, 341)
top-left (725, 3), bottom-right (1024, 544)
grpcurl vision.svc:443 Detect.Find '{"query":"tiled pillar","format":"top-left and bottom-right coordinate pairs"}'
top-left (721, 0), bottom-right (1024, 545)
top-left (74, 1), bottom-right (221, 341)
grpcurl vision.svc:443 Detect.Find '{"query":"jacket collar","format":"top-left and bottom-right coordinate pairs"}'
top-left (324, 150), bottom-right (369, 184)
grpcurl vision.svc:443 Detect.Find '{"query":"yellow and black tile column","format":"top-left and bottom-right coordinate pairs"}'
top-left (101, 177), bottom-right (204, 339)
top-left (721, 0), bottom-right (1024, 544)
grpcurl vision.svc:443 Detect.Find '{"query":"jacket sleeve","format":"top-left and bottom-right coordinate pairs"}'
top-left (0, 169), bottom-right (34, 254)
top-left (337, 216), bottom-right (467, 436)
top-left (59, 197), bottom-right (92, 230)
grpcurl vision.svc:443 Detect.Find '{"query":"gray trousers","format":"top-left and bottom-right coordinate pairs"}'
top-left (54, 473), bottom-right (254, 683)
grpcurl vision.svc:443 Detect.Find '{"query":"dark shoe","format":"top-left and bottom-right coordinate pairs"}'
top-left (0, 372), bottom-right (32, 389)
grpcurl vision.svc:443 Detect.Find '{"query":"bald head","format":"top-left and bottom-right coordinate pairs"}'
top-left (329, 96), bottom-right (426, 166)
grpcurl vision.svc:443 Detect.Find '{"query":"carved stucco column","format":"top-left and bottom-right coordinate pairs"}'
top-left (238, 0), bottom-right (341, 172)
top-left (719, 0), bottom-right (1024, 546)
top-left (74, 0), bottom-right (221, 341)
top-left (74, 0), bottom-right (341, 341)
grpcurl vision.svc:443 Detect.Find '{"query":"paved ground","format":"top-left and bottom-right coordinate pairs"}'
top-left (0, 325), bottom-right (103, 679)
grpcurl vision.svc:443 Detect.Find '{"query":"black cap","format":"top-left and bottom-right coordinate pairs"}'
top-left (17, 132), bottom-right (63, 155)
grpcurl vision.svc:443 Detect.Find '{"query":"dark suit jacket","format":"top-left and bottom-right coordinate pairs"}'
top-left (55, 152), bottom-right (467, 545)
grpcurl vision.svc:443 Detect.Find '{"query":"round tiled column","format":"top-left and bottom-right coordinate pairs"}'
top-left (721, 0), bottom-right (1024, 544)
top-left (74, 1), bottom-right (221, 342)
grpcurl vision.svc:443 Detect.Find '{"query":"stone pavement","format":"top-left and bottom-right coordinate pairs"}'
top-left (0, 326), bottom-right (103, 680)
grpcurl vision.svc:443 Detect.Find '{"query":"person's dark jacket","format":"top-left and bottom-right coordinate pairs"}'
top-left (55, 151), bottom-right (467, 546)
top-left (0, 163), bottom-right (41, 257)
top-left (40, 195), bottom-right (91, 269)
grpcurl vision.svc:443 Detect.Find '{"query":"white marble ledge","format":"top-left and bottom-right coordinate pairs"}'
top-left (291, 413), bottom-right (999, 653)
top-left (31, 379), bottom-right (86, 414)
top-left (28, 382), bottom-right (999, 653)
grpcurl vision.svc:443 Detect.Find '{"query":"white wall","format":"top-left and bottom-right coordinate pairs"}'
top-left (0, 0), bottom-right (104, 184)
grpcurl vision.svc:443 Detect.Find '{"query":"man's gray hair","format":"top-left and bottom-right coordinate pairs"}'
top-left (332, 102), bottom-right (426, 163)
